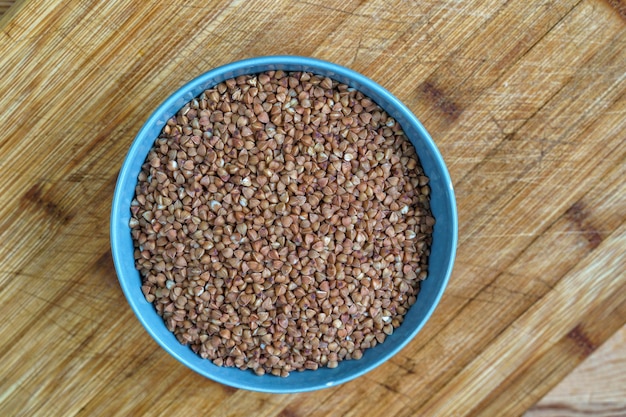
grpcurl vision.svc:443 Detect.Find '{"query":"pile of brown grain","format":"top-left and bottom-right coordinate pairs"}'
top-left (130, 70), bottom-right (433, 376)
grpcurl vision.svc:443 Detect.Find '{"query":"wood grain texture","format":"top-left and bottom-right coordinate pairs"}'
top-left (0, 1), bottom-right (13, 16)
top-left (526, 324), bottom-right (626, 417)
top-left (0, 1), bottom-right (624, 416)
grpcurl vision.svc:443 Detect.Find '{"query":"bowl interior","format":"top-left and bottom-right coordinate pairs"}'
top-left (111, 56), bottom-right (457, 393)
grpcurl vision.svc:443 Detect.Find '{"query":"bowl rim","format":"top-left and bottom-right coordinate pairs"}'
top-left (110, 55), bottom-right (458, 393)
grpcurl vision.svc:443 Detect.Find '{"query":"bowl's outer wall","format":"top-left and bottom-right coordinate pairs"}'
top-left (111, 56), bottom-right (458, 393)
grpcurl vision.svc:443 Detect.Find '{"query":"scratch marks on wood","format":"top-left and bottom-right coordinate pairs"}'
top-left (567, 324), bottom-right (597, 357)
top-left (350, 37), bottom-right (363, 66)
top-left (564, 201), bottom-right (603, 249)
top-left (22, 289), bottom-right (100, 325)
top-left (296, 0), bottom-right (405, 24)
top-left (65, 171), bottom-right (87, 183)
top-left (296, 0), bottom-right (359, 16)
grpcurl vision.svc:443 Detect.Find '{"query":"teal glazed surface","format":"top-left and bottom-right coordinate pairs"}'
top-left (110, 56), bottom-right (458, 393)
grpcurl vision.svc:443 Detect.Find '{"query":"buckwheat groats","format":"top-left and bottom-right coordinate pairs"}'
top-left (130, 70), bottom-right (434, 377)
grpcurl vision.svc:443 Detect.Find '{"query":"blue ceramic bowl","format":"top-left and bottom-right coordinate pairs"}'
top-left (111, 56), bottom-right (457, 393)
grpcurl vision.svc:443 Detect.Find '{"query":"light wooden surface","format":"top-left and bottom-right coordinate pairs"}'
top-left (0, 1), bottom-right (624, 416)
top-left (527, 325), bottom-right (626, 417)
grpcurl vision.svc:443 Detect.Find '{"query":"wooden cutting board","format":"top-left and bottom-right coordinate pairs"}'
top-left (0, 1), bottom-right (624, 416)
